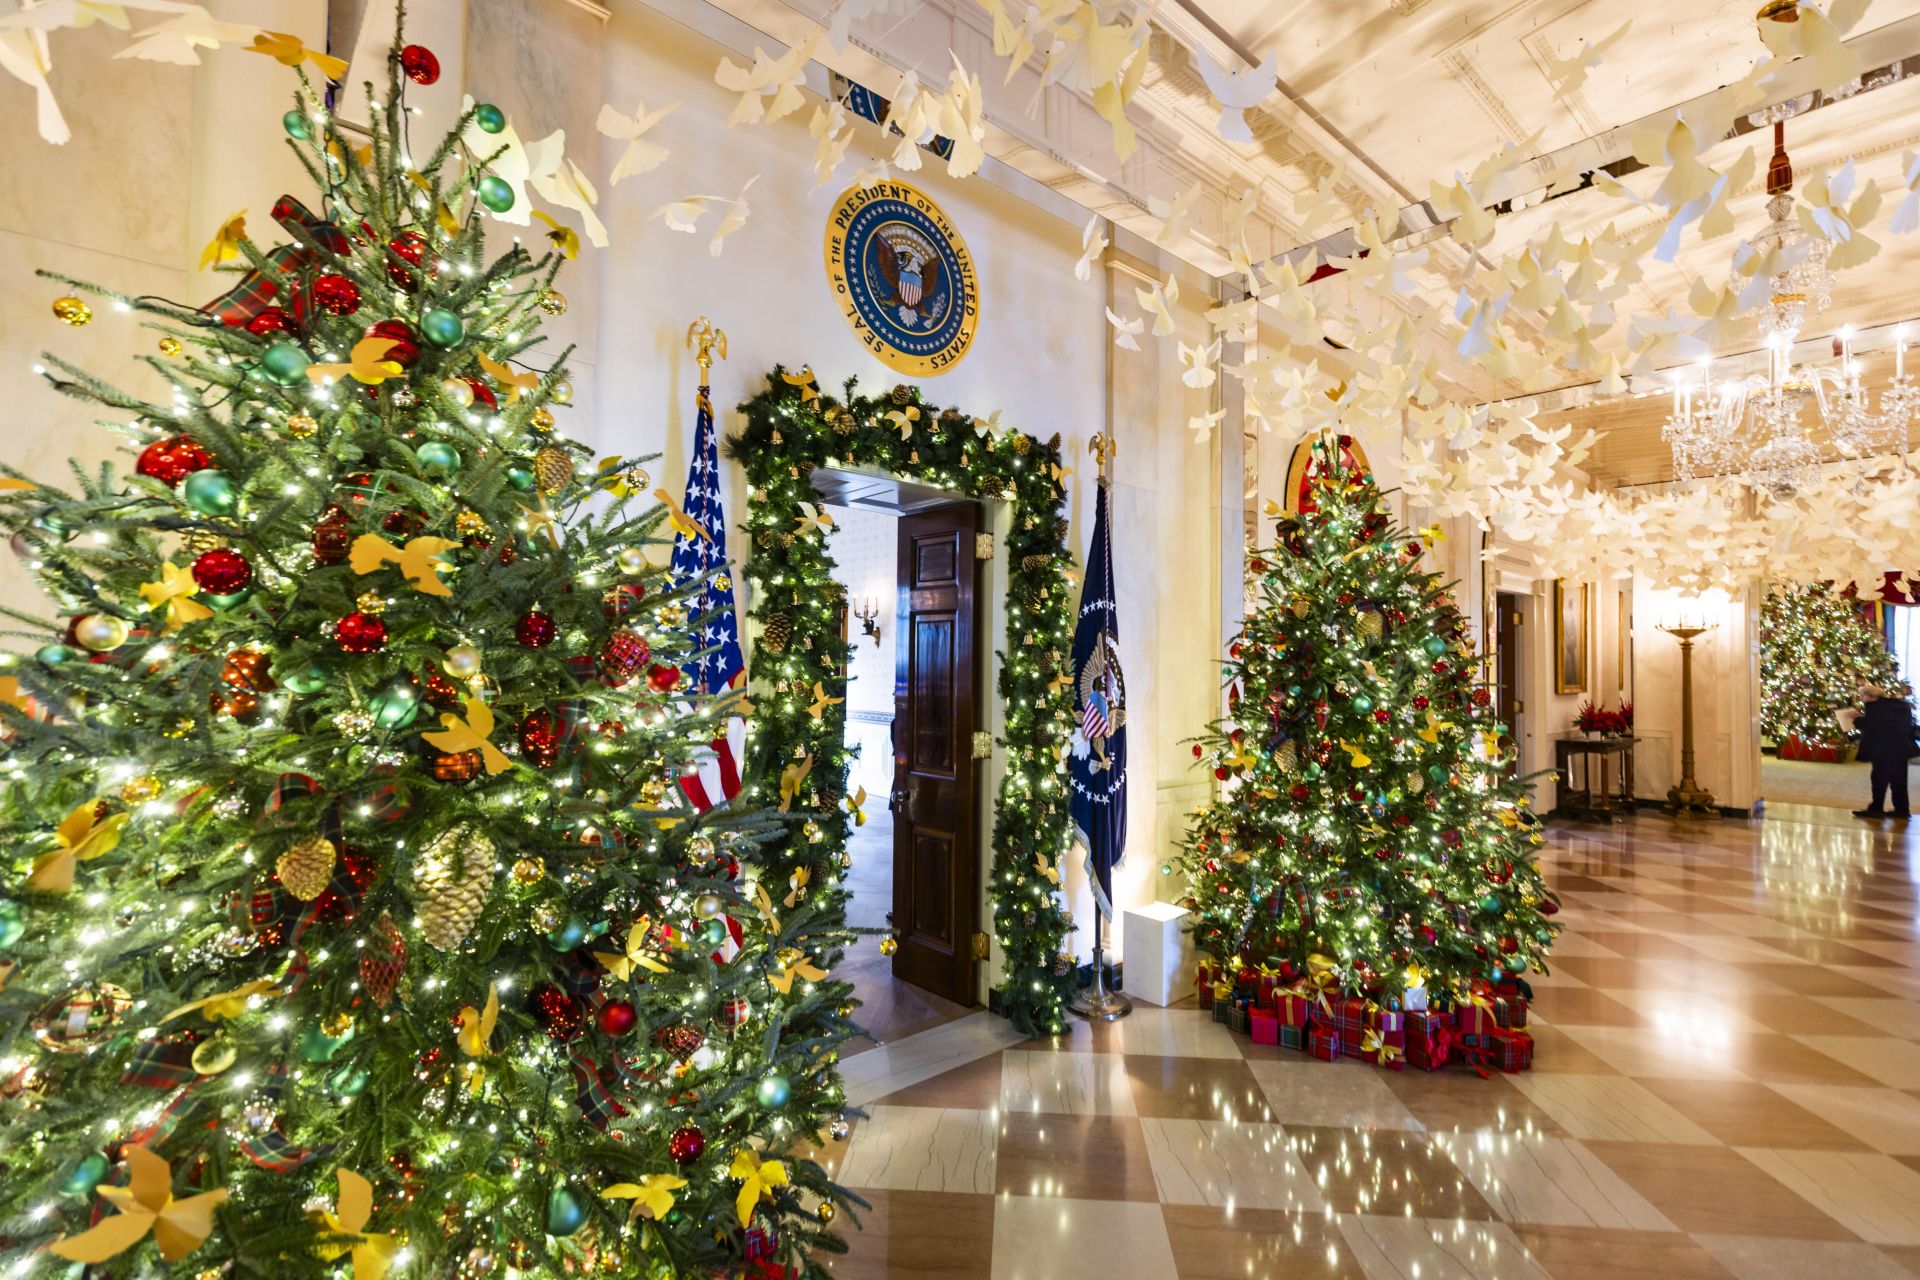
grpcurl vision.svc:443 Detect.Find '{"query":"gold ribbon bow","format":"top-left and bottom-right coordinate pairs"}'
top-left (348, 532), bottom-right (459, 598)
top-left (313, 1168), bottom-right (399, 1280)
top-left (729, 1149), bottom-right (787, 1226)
top-left (1361, 1027), bottom-right (1403, 1065)
top-left (50, 1145), bottom-right (229, 1264)
top-left (29, 801), bottom-right (129, 893)
top-left (140, 561), bottom-right (213, 630)
top-left (602, 1173), bottom-right (687, 1222)
top-left (162, 977), bottom-right (279, 1024)
top-left (593, 920), bottom-right (671, 980)
top-left (421, 697), bottom-right (512, 775)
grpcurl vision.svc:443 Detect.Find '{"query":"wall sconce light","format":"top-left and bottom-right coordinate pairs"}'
top-left (854, 597), bottom-right (881, 647)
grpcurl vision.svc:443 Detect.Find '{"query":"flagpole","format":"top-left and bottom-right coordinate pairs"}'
top-left (1071, 431), bottom-right (1131, 1022)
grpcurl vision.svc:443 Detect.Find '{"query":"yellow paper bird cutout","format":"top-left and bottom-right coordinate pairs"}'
top-left (792, 502), bottom-right (834, 537)
top-left (1417, 711), bottom-right (1454, 744)
top-left (1339, 739), bottom-right (1372, 769)
top-left (308, 336), bottom-right (406, 386)
top-left (313, 1168), bottom-right (399, 1280)
top-left (348, 533), bottom-right (459, 598)
top-left (422, 697), bottom-right (513, 775)
top-left (844, 786), bottom-right (868, 827)
top-left (28, 800), bottom-right (129, 893)
top-left (1050, 462), bottom-right (1072, 487)
top-left (198, 209), bottom-right (246, 270)
top-left (780, 367), bottom-right (821, 405)
top-left (531, 210), bottom-right (579, 258)
top-left (407, 170), bottom-right (463, 237)
top-left (1034, 854), bottom-right (1060, 885)
top-left (751, 882), bottom-right (781, 930)
top-left (139, 561), bottom-right (213, 630)
top-left (246, 30), bottom-right (347, 79)
top-left (602, 1173), bottom-right (687, 1222)
top-left (767, 951), bottom-right (827, 995)
top-left (49, 1145), bottom-right (229, 1264)
top-left (653, 487), bottom-right (711, 543)
top-left (476, 351), bottom-right (539, 404)
top-left (804, 681), bottom-right (843, 720)
top-left (517, 500), bottom-right (560, 548)
top-left (729, 1149), bottom-right (788, 1226)
top-left (161, 977), bottom-right (278, 1024)
top-left (784, 866), bottom-right (810, 908)
top-left (883, 406), bottom-right (920, 439)
top-left (593, 920), bottom-right (671, 980)
top-left (778, 755), bottom-right (813, 813)
top-left (1418, 524), bottom-right (1446, 544)
top-left (456, 985), bottom-right (499, 1057)
top-left (1224, 740), bottom-right (1259, 774)
top-left (0, 676), bottom-right (34, 718)
top-left (1047, 668), bottom-right (1073, 696)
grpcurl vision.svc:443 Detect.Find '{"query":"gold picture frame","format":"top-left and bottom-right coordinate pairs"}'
top-left (1554, 580), bottom-right (1589, 694)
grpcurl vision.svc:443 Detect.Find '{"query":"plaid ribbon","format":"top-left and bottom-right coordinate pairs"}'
top-left (569, 1049), bottom-right (625, 1131)
top-left (235, 1063), bottom-right (331, 1173)
top-left (270, 193), bottom-right (349, 255)
top-left (124, 1079), bottom-right (212, 1147)
top-left (202, 243), bottom-right (312, 326)
top-left (120, 1034), bottom-right (199, 1090)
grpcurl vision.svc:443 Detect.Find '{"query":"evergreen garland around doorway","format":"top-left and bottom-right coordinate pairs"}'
top-left (728, 370), bottom-right (1076, 1036)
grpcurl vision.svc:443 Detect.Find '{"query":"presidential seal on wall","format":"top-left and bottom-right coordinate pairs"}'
top-left (824, 180), bottom-right (978, 377)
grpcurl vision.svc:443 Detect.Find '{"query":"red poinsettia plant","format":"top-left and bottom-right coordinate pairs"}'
top-left (1575, 699), bottom-right (1632, 734)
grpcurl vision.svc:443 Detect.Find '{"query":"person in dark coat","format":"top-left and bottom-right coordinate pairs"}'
top-left (1853, 685), bottom-right (1917, 819)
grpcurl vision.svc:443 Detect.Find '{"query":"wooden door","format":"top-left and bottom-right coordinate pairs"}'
top-left (1495, 591), bottom-right (1523, 773)
top-left (890, 503), bottom-right (980, 1004)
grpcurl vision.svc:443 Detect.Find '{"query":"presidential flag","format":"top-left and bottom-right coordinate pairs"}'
top-left (670, 381), bottom-right (747, 813)
top-left (1069, 480), bottom-right (1127, 921)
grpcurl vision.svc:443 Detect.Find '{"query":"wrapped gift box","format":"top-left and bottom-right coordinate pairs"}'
top-left (1457, 999), bottom-right (1500, 1042)
top-left (1406, 1010), bottom-right (1455, 1072)
top-left (1227, 999), bottom-right (1255, 1036)
top-left (1332, 997), bottom-right (1370, 1059)
top-left (1278, 1023), bottom-right (1306, 1051)
top-left (1250, 1006), bottom-right (1280, 1046)
top-left (1307, 1026), bottom-right (1342, 1062)
top-left (1404, 985), bottom-right (1430, 1012)
top-left (1274, 988), bottom-right (1315, 1028)
top-left (1211, 984), bottom-right (1234, 1023)
top-left (1496, 996), bottom-right (1528, 1029)
top-left (1196, 963), bottom-right (1215, 1010)
top-left (1489, 1028), bottom-right (1533, 1073)
top-left (1361, 1027), bottom-right (1406, 1071)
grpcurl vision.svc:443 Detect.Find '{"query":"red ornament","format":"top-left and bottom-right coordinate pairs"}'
top-left (422, 668), bottom-right (462, 708)
top-left (601, 584), bottom-right (644, 621)
top-left (360, 914), bottom-right (408, 1007)
top-left (461, 376), bottom-right (498, 410)
top-left (1413, 696), bottom-right (1430, 710)
top-left (596, 1000), bottom-right (637, 1037)
top-left (599, 629), bottom-right (649, 683)
top-left (1471, 687), bottom-right (1492, 707)
top-left (191, 548), bottom-right (252, 595)
top-left (386, 231), bottom-right (430, 292)
top-left (399, 43), bottom-right (440, 85)
top-left (212, 648), bottom-right (274, 720)
top-left (336, 611), bottom-right (388, 654)
top-left (366, 319), bottom-right (420, 369)
top-left (245, 308), bottom-right (292, 336)
top-left (313, 504), bottom-right (351, 566)
top-left (515, 609), bottom-right (556, 648)
top-left (1373, 708), bottom-right (1390, 723)
top-left (1499, 936), bottom-right (1519, 955)
top-left (1431, 660), bottom-right (1450, 675)
top-left (646, 663), bottom-right (682, 693)
top-left (654, 1023), bottom-right (705, 1061)
top-left (1288, 783), bottom-right (1310, 801)
top-left (530, 982), bottom-right (584, 1041)
top-left (136, 435), bottom-right (212, 487)
top-left (720, 996), bottom-right (749, 1027)
top-left (519, 709), bottom-right (560, 768)
top-left (667, 1125), bottom-right (706, 1165)
top-left (310, 274), bottom-right (361, 317)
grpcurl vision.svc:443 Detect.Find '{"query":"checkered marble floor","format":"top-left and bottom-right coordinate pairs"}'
top-left (815, 803), bottom-right (1920, 1279)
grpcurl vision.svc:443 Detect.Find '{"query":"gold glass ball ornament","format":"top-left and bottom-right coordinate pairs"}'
top-left (621, 464), bottom-right (650, 491)
top-left (355, 591), bottom-right (387, 615)
top-left (285, 411), bottom-right (318, 439)
top-left (511, 857), bottom-right (544, 885)
top-left (320, 1012), bottom-right (353, 1038)
top-left (614, 546), bottom-right (648, 577)
top-left (333, 708), bottom-right (374, 738)
top-left (688, 834), bottom-right (716, 862)
top-left (454, 509), bottom-right (488, 537)
top-left (163, 715), bottom-right (197, 738)
top-left (191, 1034), bottom-right (238, 1075)
top-left (530, 902), bottom-right (564, 934)
top-left (74, 612), bottom-right (130, 652)
top-left (531, 405), bottom-right (555, 433)
top-left (120, 775), bottom-right (161, 805)
top-left (550, 378), bottom-right (574, 405)
top-left (817, 1202), bottom-right (836, 1224)
top-left (443, 644), bottom-right (484, 680)
top-left (158, 336), bottom-right (184, 358)
top-left (51, 295), bottom-right (92, 327)
top-left (538, 288), bottom-right (569, 317)
top-left (694, 892), bottom-right (723, 919)
top-left (442, 377), bottom-right (476, 408)
top-left (878, 936), bottom-right (898, 956)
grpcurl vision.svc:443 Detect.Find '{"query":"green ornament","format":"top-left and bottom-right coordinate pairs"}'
top-left (506, 465), bottom-right (536, 492)
top-left (545, 1184), bottom-right (587, 1237)
top-left (282, 109), bottom-right (311, 140)
top-left (474, 102), bottom-right (506, 133)
top-left (416, 440), bottom-right (461, 477)
top-left (183, 469), bottom-right (237, 516)
top-left (259, 341), bottom-right (310, 387)
top-left (283, 663), bottom-right (328, 695)
top-left (327, 1063), bottom-right (370, 1096)
top-left (1428, 764), bottom-right (1447, 782)
top-left (1478, 894), bottom-right (1503, 914)
top-left (1303, 762), bottom-right (1322, 780)
top-left (300, 1021), bottom-right (355, 1063)
top-left (756, 1073), bottom-right (792, 1108)
top-left (0, 899), bottom-right (22, 948)
top-left (1505, 954), bottom-right (1528, 974)
top-left (370, 680), bottom-right (421, 730)
top-left (1351, 694), bottom-right (1373, 714)
top-left (36, 643), bottom-right (74, 666)
top-left (63, 1153), bottom-right (110, 1197)
top-left (700, 918), bottom-right (728, 947)
top-left (476, 175), bottom-right (515, 213)
top-left (420, 307), bottom-right (466, 348)
top-left (1423, 636), bottom-right (1447, 657)
top-left (206, 589), bottom-right (252, 611)
top-left (546, 916), bottom-right (589, 951)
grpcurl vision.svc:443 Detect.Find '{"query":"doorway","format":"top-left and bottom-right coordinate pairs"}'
top-left (814, 469), bottom-right (983, 1047)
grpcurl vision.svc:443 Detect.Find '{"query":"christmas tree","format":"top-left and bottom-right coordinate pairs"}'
top-left (0, 35), bottom-right (853, 1280)
top-left (1761, 582), bottom-right (1899, 750)
top-left (1175, 438), bottom-right (1558, 1002)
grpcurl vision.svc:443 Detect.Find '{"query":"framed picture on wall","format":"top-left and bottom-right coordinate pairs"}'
top-left (1554, 580), bottom-right (1589, 694)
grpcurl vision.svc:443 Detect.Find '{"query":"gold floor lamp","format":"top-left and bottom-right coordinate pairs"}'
top-left (1658, 620), bottom-right (1718, 816)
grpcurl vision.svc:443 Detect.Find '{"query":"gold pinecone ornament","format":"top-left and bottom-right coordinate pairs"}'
top-left (276, 835), bottom-right (338, 902)
top-left (761, 611), bottom-right (793, 654)
top-left (1276, 739), bottom-right (1299, 774)
top-left (414, 824), bottom-right (498, 950)
top-left (1359, 610), bottom-right (1383, 641)
top-left (532, 446), bottom-right (576, 495)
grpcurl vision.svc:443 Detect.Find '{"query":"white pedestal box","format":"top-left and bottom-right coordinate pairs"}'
top-left (1123, 900), bottom-right (1195, 1007)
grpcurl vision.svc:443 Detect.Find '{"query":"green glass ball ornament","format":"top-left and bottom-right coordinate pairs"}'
top-left (756, 1073), bottom-right (792, 1108)
top-left (183, 469), bottom-right (238, 516)
top-left (1351, 694), bottom-right (1373, 714)
top-left (420, 307), bottom-right (466, 348)
top-left (1478, 894), bottom-right (1503, 914)
top-left (475, 175), bottom-right (514, 213)
top-left (283, 663), bottom-right (328, 695)
top-left (0, 898), bottom-right (23, 949)
top-left (327, 1063), bottom-right (370, 1096)
top-left (36, 643), bottom-right (74, 666)
top-left (1423, 636), bottom-right (1447, 657)
top-left (545, 1185), bottom-right (587, 1237)
top-left (300, 1021), bottom-right (355, 1063)
top-left (259, 341), bottom-right (310, 387)
top-left (546, 916), bottom-right (589, 951)
top-left (205, 588), bottom-right (252, 611)
top-left (506, 465), bottom-right (536, 492)
top-left (63, 1153), bottom-right (110, 1197)
top-left (1428, 764), bottom-right (1448, 782)
top-left (416, 440), bottom-right (461, 477)
top-left (1505, 953), bottom-right (1528, 974)
top-left (282, 109), bottom-right (311, 140)
top-left (700, 918), bottom-right (729, 948)
top-left (474, 103), bottom-right (506, 133)
top-left (1303, 762), bottom-right (1322, 780)
top-left (370, 680), bottom-right (421, 730)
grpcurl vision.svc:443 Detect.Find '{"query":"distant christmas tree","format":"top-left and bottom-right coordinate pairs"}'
top-left (1761, 582), bottom-right (1899, 749)
top-left (0, 33), bottom-right (852, 1280)
top-left (1175, 437), bottom-right (1558, 1000)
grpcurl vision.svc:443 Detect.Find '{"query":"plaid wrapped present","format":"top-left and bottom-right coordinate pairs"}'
top-left (1307, 1026), bottom-right (1343, 1062)
top-left (1457, 997), bottom-right (1501, 1043)
top-left (1331, 996), bottom-right (1370, 1058)
top-left (1196, 963), bottom-right (1215, 1009)
top-left (1250, 1006), bottom-right (1280, 1046)
top-left (1495, 995), bottom-right (1528, 1029)
top-left (1227, 998), bottom-right (1254, 1036)
top-left (1211, 984), bottom-right (1234, 1023)
top-left (1489, 1028), bottom-right (1533, 1073)
top-left (1278, 1023), bottom-right (1306, 1051)
top-left (1406, 1010), bottom-right (1456, 1072)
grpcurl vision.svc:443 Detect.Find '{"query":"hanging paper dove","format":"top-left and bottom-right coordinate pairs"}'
top-left (1194, 48), bottom-right (1275, 143)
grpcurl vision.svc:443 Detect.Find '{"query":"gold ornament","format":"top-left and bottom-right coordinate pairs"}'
top-left (164, 716), bottom-right (197, 738)
top-left (1276, 739), bottom-right (1298, 774)
top-left (51, 295), bottom-right (91, 326)
top-left (158, 336), bottom-right (183, 357)
top-left (74, 613), bottom-right (130, 652)
top-left (531, 406), bottom-right (555, 433)
top-left (1291, 596), bottom-right (1311, 619)
top-left (333, 709), bottom-right (374, 738)
top-left (550, 378), bottom-right (574, 405)
top-left (615, 546), bottom-right (648, 576)
top-left (320, 1012), bottom-right (353, 1038)
top-left (190, 1035), bottom-right (237, 1075)
top-left (511, 857), bottom-right (543, 885)
top-left (455, 509), bottom-right (488, 536)
top-left (1359, 611), bottom-right (1383, 641)
top-left (1011, 433), bottom-right (1031, 455)
top-left (761, 612), bottom-right (792, 654)
top-left (414, 824), bottom-right (498, 950)
top-left (538, 288), bottom-right (568, 317)
top-left (639, 776), bottom-right (668, 806)
top-left (817, 1202), bottom-right (836, 1224)
top-left (180, 528), bottom-right (227, 556)
top-left (694, 892), bottom-right (723, 919)
top-left (276, 835), bottom-right (338, 902)
top-left (120, 775), bottom-right (161, 804)
top-left (284, 411), bottom-right (318, 439)
top-left (355, 591), bottom-right (387, 615)
top-left (878, 936), bottom-right (898, 956)
top-left (530, 902), bottom-right (563, 934)
top-left (443, 644), bottom-right (484, 679)
top-left (533, 446), bottom-right (576, 495)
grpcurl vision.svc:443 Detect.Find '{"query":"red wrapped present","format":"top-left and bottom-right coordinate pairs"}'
top-left (1496, 996), bottom-right (1528, 1029)
top-left (1196, 961), bottom-right (1214, 989)
top-left (1196, 969), bottom-right (1215, 1010)
top-left (1307, 1026), bottom-right (1342, 1061)
top-left (1332, 996), bottom-right (1370, 1059)
top-left (1361, 1025), bottom-right (1406, 1071)
top-left (1274, 986), bottom-right (1316, 1028)
top-left (1406, 1010), bottom-right (1455, 1072)
top-left (1490, 1028), bottom-right (1533, 1073)
top-left (1457, 997), bottom-right (1500, 1042)
top-left (1250, 1006), bottom-right (1280, 1046)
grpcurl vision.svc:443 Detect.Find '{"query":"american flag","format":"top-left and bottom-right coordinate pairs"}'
top-left (670, 384), bottom-right (747, 813)
top-left (1081, 687), bottom-right (1112, 741)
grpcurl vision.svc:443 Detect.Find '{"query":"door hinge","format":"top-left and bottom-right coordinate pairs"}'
top-left (974, 532), bottom-right (995, 561)
top-left (972, 730), bottom-right (993, 760)
top-left (970, 931), bottom-right (991, 960)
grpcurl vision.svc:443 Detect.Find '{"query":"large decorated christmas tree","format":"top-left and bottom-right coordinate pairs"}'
top-left (1176, 437), bottom-right (1557, 1003)
top-left (1761, 581), bottom-right (1899, 751)
top-left (0, 35), bottom-right (852, 1280)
